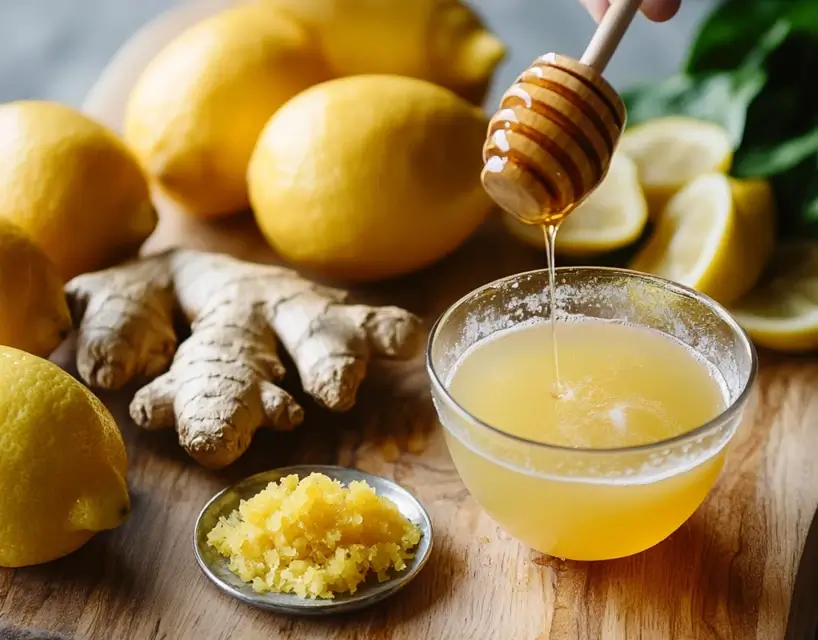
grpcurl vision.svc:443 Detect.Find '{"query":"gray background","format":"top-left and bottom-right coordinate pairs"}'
top-left (0, 0), bottom-right (717, 109)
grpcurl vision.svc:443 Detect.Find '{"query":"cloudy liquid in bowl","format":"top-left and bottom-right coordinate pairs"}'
top-left (444, 319), bottom-right (729, 560)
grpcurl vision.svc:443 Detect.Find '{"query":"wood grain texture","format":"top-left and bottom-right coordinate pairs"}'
top-left (481, 53), bottom-right (625, 224)
top-left (0, 210), bottom-right (815, 640)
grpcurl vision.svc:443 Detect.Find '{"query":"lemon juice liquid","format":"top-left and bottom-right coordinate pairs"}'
top-left (445, 318), bottom-right (728, 560)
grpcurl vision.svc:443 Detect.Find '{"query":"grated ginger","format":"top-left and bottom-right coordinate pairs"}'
top-left (206, 473), bottom-right (422, 599)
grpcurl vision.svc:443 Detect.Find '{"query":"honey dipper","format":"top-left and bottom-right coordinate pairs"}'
top-left (481, 0), bottom-right (640, 224)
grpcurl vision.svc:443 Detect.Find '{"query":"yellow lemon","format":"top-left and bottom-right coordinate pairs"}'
top-left (124, 4), bottom-right (330, 218)
top-left (503, 151), bottom-right (648, 256)
top-left (731, 243), bottom-right (818, 353)
top-left (629, 174), bottom-right (775, 306)
top-left (0, 347), bottom-right (129, 567)
top-left (267, 0), bottom-right (505, 105)
top-left (248, 75), bottom-right (493, 283)
top-left (0, 219), bottom-right (71, 357)
top-left (620, 117), bottom-right (733, 216)
top-left (0, 101), bottom-right (156, 281)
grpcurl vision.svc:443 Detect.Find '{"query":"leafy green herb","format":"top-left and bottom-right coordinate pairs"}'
top-left (734, 127), bottom-right (818, 178)
top-left (622, 0), bottom-right (818, 238)
top-left (623, 68), bottom-right (765, 147)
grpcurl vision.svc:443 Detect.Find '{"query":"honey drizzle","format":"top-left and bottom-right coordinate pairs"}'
top-left (543, 222), bottom-right (566, 398)
top-left (480, 54), bottom-right (629, 397)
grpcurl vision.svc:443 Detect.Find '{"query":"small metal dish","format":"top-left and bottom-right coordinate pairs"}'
top-left (193, 464), bottom-right (433, 616)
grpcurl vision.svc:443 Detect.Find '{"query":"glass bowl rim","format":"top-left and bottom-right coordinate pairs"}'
top-left (426, 265), bottom-right (758, 456)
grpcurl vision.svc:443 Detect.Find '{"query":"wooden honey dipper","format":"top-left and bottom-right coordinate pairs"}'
top-left (481, 0), bottom-right (640, 225)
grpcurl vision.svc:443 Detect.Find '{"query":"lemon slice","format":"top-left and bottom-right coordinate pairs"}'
top-left (619, 116), bottom-right (733, 216)
top-left (503, 151), bottom-right (648, 256)
top-left (731, 244), bottom-right (818, 352)
top-left (629, 173), bottom-right (775, 306)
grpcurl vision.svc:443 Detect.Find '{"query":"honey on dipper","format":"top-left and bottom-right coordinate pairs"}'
top-left (482, 53), bottom-right (626, 225)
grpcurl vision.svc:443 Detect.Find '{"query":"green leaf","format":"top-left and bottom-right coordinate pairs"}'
top-left (622, 70), bottom-right (764, 146)
top-left (771, 155), bottom-right (818, 239)
top-left (732, 32), bottom-right (818, 178)
top-left (686, 1), bottom-right (797, 72)
top-left (734, 127), bottom-right (818, 178)
top-left (623, 19), bottom-right (790, 146)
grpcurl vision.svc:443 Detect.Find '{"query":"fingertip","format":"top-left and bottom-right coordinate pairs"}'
top-left (640, 0), bottom-right (682, 22)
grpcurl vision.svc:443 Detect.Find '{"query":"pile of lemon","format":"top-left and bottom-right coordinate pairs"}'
top-left (505, 116), bottom-right (818, 353)
top-left (120, 1), bottom-right (504, 282)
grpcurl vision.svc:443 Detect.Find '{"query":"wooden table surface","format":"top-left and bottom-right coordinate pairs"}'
top-left (1, 210), bottom-right (817, 640)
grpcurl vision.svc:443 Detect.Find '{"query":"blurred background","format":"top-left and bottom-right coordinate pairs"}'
top-left (0, 0), bottom-right (717, 109)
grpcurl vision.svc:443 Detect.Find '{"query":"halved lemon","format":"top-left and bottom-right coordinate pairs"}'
top-left (619, 116), bottom-right (733, 216)
top-left (731, 244), bottom-right (818, 353)
top-left (629, 173), bottom-right (775, 306)
top-left (503, 151), bottom-right (648, 257)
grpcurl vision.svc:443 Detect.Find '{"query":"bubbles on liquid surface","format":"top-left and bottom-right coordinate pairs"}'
top-left (607, 404), bottom-right (627, 432)
top-left (551, 384), bottom-right (570, 400)
top-left (551, 378), bottom-right (677, 446)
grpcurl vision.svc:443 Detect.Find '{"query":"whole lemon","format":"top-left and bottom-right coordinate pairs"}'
top-left (124, 4), bottom-right (329, 218)
top-left (0, 101), bottom-right (156, 282)
top-left (248, 75), bottom-right (493, 282)
top-left (267, 0), bottom-right (506, 104)
top-left (0, 347), bottom-right (129, 567)
top-left (0, 219), bottom-right (71, 357)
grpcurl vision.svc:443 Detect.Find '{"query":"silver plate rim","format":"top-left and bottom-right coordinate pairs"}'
top-left (193, 464), bottom-right (434, 616)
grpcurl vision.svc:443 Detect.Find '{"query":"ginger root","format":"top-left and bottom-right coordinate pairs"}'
top-left (65, 250), bottom-right (423, 469)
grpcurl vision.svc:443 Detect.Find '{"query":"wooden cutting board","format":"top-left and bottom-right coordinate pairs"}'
top-left (1, 211), bottom-right (816, 640)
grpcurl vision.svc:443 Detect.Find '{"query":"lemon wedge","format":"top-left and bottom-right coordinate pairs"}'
top-left (620, 116), bottom-right (733, 216)
top-left (503, 151), bottom-right (648, 256)
top-left (731, 244), bottom-right (818, 353)
top-left (629, 173), bottom-right (775, 306)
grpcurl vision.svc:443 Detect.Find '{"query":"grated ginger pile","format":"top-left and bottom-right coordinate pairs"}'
top-left (206, 473), bottom-right (422, 599)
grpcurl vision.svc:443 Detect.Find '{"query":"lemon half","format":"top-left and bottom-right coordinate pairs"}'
top-left (731, 244), bottom-right (818, 353)
top-left (629, 173), bottom-right (774, 306)
top-left (620, 116), bottom-right (733, 216)
top-left (504, 151), bottom-right (648, 257)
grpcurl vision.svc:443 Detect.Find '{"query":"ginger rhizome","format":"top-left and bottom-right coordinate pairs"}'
top-left (65, 250), bottom-right (423, 469)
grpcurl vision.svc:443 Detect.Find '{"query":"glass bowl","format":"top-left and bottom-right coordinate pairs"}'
top-left (426, 267), bottom-right (756, 561)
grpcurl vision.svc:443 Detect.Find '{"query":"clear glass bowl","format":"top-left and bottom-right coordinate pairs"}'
top-left (427, 267), bottom-right (757, 561)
